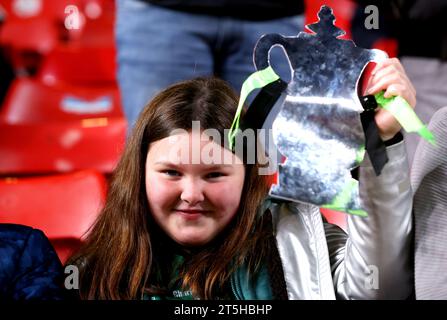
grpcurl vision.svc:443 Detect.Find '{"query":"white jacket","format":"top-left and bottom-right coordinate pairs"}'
top-left (231, 141), bottom-right (414, 300)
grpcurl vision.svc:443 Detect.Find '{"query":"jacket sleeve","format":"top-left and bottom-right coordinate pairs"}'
top-left (11, 229), bottom-right (65, 300)
top-left (326, 140), bottom-right (414, 299)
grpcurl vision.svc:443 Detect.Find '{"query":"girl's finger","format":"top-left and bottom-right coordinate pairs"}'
top-left (384, 83), bottom-right (416, 108)
top-left (373, 59), bottom-right (416, 96)
top-left (366, 74), bottom-right (403, 95)
top-left (371, 57), bottom-right (405, 75)
top-left (369, 64), bottom-right (404, 86)
top-left (374, 108), bottom-right (402, 140)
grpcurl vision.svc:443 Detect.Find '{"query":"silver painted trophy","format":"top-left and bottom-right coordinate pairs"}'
top-left (254, 6), bottom-right (388, 215)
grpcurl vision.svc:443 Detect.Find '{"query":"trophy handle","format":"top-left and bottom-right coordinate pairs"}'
top-left (369, 48), bottom-right (389, 63)
top-left (253, 33), bottom-right (288, 72)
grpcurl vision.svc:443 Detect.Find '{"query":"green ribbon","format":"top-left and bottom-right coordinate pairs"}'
top-left (374, 91), bottom-right (436, 145)
top-left (355, 144), bottom-right (366, 165)
top-left (228, 66), bottom-right (280, 150)
top-left (321, 179), bottom-right (368, 217)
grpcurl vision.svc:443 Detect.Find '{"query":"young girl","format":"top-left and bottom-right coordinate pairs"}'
top-left (68, 58), bottom-right (415, 300)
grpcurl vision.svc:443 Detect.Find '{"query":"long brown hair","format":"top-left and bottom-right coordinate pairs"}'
top-left (67, 77), bottom-right (271, 299)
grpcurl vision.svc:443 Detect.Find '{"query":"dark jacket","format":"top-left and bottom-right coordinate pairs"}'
top-left (0, 224), bottom-right (65, 300)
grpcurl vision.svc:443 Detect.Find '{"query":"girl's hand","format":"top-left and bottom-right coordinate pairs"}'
top-left (365, 58), bottom-right (417, 141)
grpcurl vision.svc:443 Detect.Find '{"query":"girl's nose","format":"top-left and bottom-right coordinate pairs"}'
top-left (180, 178), bottom-right (205, 205)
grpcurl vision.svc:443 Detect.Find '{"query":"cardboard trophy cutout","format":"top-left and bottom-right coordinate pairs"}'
top-left (254, 6), bottom-right (388, 215)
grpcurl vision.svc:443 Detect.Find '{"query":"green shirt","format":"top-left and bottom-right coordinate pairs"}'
top-left (142, 253), bottom-right (233, 300)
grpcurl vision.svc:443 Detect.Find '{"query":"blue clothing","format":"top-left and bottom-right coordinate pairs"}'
top-left (140, 0), bottom-right (304, 20)
top-left (115, 0), bottom-right (304, 127)
top-left (0, 224), bottom-right (64, 300)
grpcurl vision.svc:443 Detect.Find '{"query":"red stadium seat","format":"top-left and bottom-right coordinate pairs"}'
top-left (0, 78), bottom-right (127, 174)
top-left (1, 78), bottom-right (123, 123)
top-left (74, 9), bottom-right (114, 46)
top-left (0, 17), bottom-right (60, 70)
top-left (0, 0), bottom-right (83, 21)
top-left (38, 44), bottom-right (116, 86)
top-left (0, 0), bottom-right (113, 70)
top-left (0, 170), bottom-right (106, 263)
top-left (0, 121), bottom-right (126, 174)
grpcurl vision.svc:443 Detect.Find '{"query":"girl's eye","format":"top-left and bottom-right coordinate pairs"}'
top-left (206, 172), bottom-right (225, 179)
top-left (163, 170), bottom-right (181, 177)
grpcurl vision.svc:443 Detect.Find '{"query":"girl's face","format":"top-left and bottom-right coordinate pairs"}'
top-left (145, 131), bottom-right (245, 247)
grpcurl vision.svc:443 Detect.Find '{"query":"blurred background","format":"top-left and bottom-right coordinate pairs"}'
top-left (0, 0), bottom-right (445, 264)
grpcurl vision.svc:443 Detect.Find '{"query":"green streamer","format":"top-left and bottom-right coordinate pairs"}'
top-left (355, 144), bottom-right (366, 165)
top-left (322, 179), bottom-right (368, 217)
top-left (375, 91), bottom-right (436, 146)
top-left (228, 66), bottom-right (280, 150)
